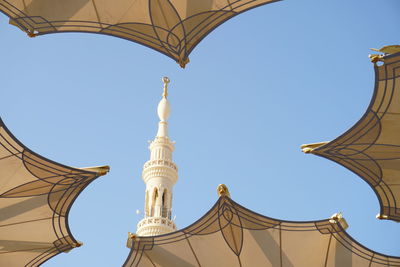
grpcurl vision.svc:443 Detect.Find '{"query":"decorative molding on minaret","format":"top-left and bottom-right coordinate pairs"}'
top-left (136, 77), bottom-right (178, 237)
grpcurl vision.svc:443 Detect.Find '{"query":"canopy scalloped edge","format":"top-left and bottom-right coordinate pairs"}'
top-left (0, 117), bottom-right (109, 267)
top-left (302, 50), bottom-right (400, 222)
top-left (0, 0), bottom-right (281, 67)
top-left (123, 196), bottom-right (400, 266)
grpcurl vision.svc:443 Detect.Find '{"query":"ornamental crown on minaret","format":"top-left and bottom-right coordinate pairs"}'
top-left (157, 77), bottom-right (170, 121)
top-left (156, 77), bottom-right (171, 138)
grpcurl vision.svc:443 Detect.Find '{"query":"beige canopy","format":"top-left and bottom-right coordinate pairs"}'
top-left (124, 194), bottom-right (400, 266)
top-left (302, 49), bottom-right (400, 222)
top-left (0, 117), bottom-right (109, 266)
top-left (0, 0), bottom-right (280, 67)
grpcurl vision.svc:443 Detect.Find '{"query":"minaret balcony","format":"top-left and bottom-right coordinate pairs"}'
top-left (142, 160), bottom-right (178, 184)
top-left (143, 159), bottom-right (177, 170)
top-left (136, 217), bottom-right (176, 237)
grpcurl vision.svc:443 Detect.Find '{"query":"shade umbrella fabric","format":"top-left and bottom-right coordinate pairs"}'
top-left (124, 195), bottom-right (400, 267)
top-left (301, 49), bottom-right (400, 222)
top-left (0, 117), bottom-right (109, 267)
top-left (0, 0), bottom-right (280, 67)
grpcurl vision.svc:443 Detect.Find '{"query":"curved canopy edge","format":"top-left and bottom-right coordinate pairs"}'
top-left (0, 0), bottom-right (281, 67)
top-left (124, 196), bottom-right (400, 266)
top-left (0, 117), bottom-right (109, 267)
top-left (302, 50), bottom-right (400, 222)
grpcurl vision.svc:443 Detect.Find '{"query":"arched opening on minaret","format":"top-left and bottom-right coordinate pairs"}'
top-left (161, 189), bottom-right (167, 218)
top-left (162, 189), bottom-right (166, 206)
top-left (145, 190), bottom-right (149, 217)
top-left (151, 187), bottom-right (158, 216)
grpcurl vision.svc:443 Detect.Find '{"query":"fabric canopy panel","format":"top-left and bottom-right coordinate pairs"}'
top-left (123, 196), bottom-right (400, 267)
top-left (301, 51), bottom-right (400, 222)
top-left (0, 118), bottom-right (109, 267)
top-left (0, 0), bottom-right (280, 67)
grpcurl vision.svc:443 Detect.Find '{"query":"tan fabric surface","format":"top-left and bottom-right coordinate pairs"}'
top-left (306, 52), bottom-right (400, 222)
top-left (124, 197), bottom-right (400, 266)
top-left (0, 0), bottom-right (280, 67)
top-left (0, 118), bottom-right (107, 266)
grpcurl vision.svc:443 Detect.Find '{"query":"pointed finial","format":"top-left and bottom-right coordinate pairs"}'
top-left (162, 77), bottom-right (170, 98)
top-left (217, 184), bottom-right (230, 198)
top-left (329, 212), bottom-right (348, 230)
top-left (157, 77), bottom-right (171, 128)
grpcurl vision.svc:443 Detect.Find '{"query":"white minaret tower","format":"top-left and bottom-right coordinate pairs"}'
top-left (136, 77), bottom-right (178, 236)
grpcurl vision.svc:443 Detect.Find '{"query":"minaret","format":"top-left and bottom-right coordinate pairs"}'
top-left (136, 77), bottom-right (178, 236)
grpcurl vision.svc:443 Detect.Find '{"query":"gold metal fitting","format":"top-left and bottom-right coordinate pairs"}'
top-left (72, 242), bottom-right (83, 248)
top-left (162, 77), bottom-right (170, 98)
top-left (302, 147), bottom-right (313, 154)
top-left (217, 184), bottom-right (231, 198)
top-left (376, 213), bottom-right (388, 220)
top-left (369, 45), bottom-right (400, 63)
top-left (369, 54), bottom-right (383, 63)
top-left (79, 165), bottom-right (110, 176)
top-left (128, 232), bottom-right (136, 240)
top-left (126, 232), bottom-right (137, 248)
top-left (329, 212), bottom-right (348, 230)
top-left (27, 31), bottom-right (37, 38)
top-left (300, 142), bottom-right (328, 153)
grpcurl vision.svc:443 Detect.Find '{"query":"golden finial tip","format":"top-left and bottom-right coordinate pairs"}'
top-left (329, 212), bottom-right (349, 229)
top-left (217, 184), bottom-right (230, 198)
top-left (162, 77), bottom-right (170, 84)
top-left (162, 77), bottom-right (170, 98)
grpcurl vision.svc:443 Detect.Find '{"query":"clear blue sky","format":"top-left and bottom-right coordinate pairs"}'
top-left (1, 0), bottom-right (400, 266)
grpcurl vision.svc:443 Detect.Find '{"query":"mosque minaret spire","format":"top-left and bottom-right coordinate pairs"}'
top-left (136, 77), bottom-right (178, 236)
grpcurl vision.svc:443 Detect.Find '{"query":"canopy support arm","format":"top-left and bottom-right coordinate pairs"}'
top-left (77, 165), bottom-right (110, 176)
top-left (300, 142), bottom-right (329, 153)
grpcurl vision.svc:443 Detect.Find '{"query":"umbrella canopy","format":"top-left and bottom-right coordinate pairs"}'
top-left (124, 186), bottom-right (400, 267)
top-left (301, 48), bottom-right (400, 222)
top-left (0, 0), bottom-right (280, 67)
top-left (0, 117), bottom-right (109, 266)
